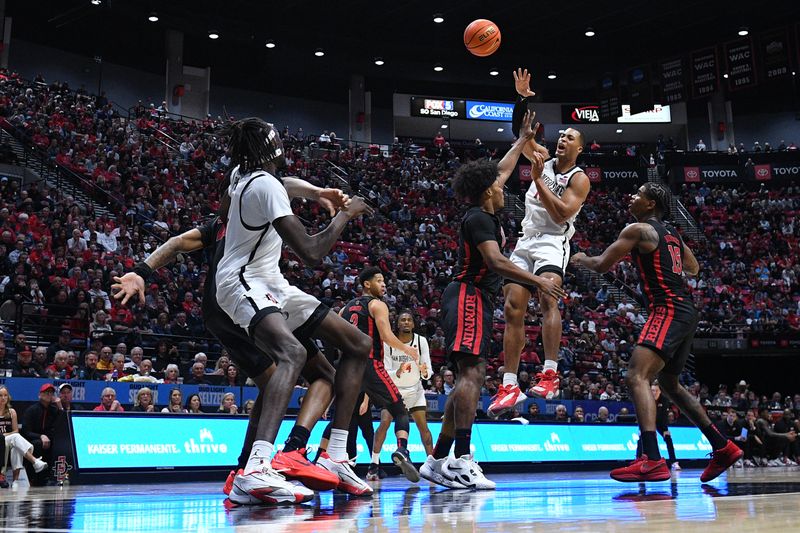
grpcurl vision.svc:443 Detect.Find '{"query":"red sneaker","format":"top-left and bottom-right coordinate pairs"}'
top-left (610, 455), bottom-right (671, 482)
top-left (272, 448), bottom-right (340, 491)
top-left (0, 472), bottom-right (8, 489)
top-left (223, 469), bottom-right (242, 495)
top-left (700, 440), bottom-right (744, 482)
top-left (530, 369), bottom-right (560, 399)
top-left (487, 384), bottom-right (527, 417)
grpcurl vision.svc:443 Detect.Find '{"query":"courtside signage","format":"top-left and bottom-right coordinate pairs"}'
top-left (466, 100), bottom-right (515, 121)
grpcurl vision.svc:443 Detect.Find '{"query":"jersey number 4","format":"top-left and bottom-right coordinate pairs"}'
top-left (667, 244), bottom-right (683, 274)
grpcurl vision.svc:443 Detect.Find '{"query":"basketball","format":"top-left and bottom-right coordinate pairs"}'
top-left (464, 19), bottom-right (501, 57)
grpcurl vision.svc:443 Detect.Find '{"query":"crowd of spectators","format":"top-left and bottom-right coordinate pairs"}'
top-left (0, 70), bottom-right (798, 469)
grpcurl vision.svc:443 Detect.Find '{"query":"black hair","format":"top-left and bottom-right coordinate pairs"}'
top-left (220, 117), bottom-right (282, 175)
top-left (451, 160), bottom-right (498, 205)
top-left (641, 182), bottom-right (672, 219)
top-left (358, 266), bottom-right (383, 286)
top-left (397, 308), bottom-right (415, 325)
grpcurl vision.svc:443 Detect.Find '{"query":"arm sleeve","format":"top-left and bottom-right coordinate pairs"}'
top-left (511, 95), bottom-right (531, 137)
top-left (418, 335), bottom-right (432, 379)
top-left (464, 212), bottom-right (498, 247)
top-left (198, 220), bottom-right (217, 248)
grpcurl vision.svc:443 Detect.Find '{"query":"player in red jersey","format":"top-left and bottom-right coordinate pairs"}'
top-left (571, 183), bottom-right (742, 482)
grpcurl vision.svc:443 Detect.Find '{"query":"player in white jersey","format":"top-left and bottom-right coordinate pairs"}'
top-left (367, 310), bottom-right (434, 480)
top-left (215, 118), bottom-right (376, 501)
top-left (488, 69), bottom-right (591, 416)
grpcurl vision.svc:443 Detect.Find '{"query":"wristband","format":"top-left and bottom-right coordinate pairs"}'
top-left (133, 262), bottom-right (154, 281)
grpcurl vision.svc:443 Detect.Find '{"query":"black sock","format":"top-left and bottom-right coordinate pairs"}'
top-left (454, 428), bottom-right (472, 458)
top-left (700, 423), bottom-right (728, 451)
top-left (640, 431), bottom-right (661, 460)
top-left (433, 434), bottom-right (454, 459)
top-left (664, 433), bottom-right (677, 462)
top-left (397, 437), bottom-right (408, 450)
top-left (283, 425), bottom-right (311, 453)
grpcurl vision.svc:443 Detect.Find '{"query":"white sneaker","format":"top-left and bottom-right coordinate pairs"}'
top-left (442, 455), bottom-right (496, 490)
top-left (670, 461), bottom-right (681, 471)
top-left (230, 464), bottom-right (314, 505)
top-left (420, 455), bottom-right (467, 489)
top-left (33, 459), bottom-right (48, 473)
top-left (743, 459), bottom-right (756, 468)
top-left (316, 452), bottom-right (373, 496)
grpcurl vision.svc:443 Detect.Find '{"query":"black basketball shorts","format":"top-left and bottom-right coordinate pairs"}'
top-left (637, 300), bottom-right (699, 375)
top-left (441, 281), bottom-right (494, 361)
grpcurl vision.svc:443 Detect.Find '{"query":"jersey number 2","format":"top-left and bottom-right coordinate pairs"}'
top-left (667, 244), bottom-right (683, 274)
top-left (349, 314), bottom-right (359, 326)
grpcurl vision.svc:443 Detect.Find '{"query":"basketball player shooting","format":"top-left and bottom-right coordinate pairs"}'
top-left (488, 68), bottom-right (591, 417)
top-left (571, 183), bottom-right (742, 482)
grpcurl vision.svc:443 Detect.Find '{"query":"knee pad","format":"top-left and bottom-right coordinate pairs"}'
top-left (388, 401), bottom-right (410, 434)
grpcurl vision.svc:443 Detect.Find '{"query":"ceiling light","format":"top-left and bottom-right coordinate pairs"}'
top-left (723, 73), bottom-right (729, 79)
top-left (547, 71), bottom-right (557, 80)
top-left (208, 30), bottom-right (219, 40)
top-left (433, 63), bottom-right (444, 72)
top-left (616, 128), bottom-right (623, 134)
top-left (585, 27), bottom-right (595, 37)
top-left (441, 124), bottom-right (448, 129)
top-left (314, 48), bottom-right (325, 57)
top-left (497, 128), bottom-right (504, 132)
top-left (148, 12), bottom-right (159, 22)
top-left (738, 26), bottom-right (749, 36)
top-left (489, 68), bottom-right (499, 76)
top-left (90, 0), bottom-right (101, 5)
top-left (265, 40), bottom-right (276, 49)
top-left (374, 57), bottom-right (384, 66)
top-left (433, 13), bottom-right (444, 24)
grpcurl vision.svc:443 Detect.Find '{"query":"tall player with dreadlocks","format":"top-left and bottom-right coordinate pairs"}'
top-left (571, 182), bottom-right (742, 482)
top-left (214, 118), bottom-right (377, 500)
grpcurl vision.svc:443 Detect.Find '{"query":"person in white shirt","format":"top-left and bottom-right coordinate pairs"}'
top-left (366, 309), bottom-right (433, 480)
top-left (97, 223), bottom-right (118, 253)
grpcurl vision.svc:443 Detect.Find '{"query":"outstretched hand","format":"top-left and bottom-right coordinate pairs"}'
top-left (111, 272), bottom-right (145, 307)
top-left (519, 110), bottom-right (540, 141)
top-left (513, 68), bottom-right (536, 98)
top-left (536, 277), bottom-right (568, 300)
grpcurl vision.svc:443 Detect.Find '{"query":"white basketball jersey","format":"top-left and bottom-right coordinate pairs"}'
top-left (215, 166), bottom-right (293, 297)
top-left (383, 334), bottom-right (431, 389)
top-left (521, 159), bottom-right (583, 238)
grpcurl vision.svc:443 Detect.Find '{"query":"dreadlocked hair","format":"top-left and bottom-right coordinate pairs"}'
top-left (452, 160), bottom-right (498, 205)
top-left (220, 117), bottom-right (282, 175)
top-left (642, 182), bottom-right (672, 219)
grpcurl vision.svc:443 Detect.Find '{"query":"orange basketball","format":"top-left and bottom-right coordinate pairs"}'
top-left (464, 19), bottom-right (501, 57)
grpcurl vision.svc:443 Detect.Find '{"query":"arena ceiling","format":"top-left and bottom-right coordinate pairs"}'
top-left (8, 0), bottom-right (800, 105)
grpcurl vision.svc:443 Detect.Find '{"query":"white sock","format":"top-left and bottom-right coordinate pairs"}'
top-left (371, 451), bottom-right (380, 465)
top-left (503, 372), bottom-right (518, 387)
top-left (327, 429), bottom-right (349, 461)
top-left (543, 359), bottom-right (558, 373)
top-left (245, 440), bottom-right (274, 474)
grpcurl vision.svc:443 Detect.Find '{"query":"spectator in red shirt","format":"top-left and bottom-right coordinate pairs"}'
top-left (45, 350), bottom-right (74, 379)
top-left (93, 387), bottom-right (124, 412)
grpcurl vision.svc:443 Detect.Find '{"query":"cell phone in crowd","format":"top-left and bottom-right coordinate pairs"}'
top-left (740, 428), bottom-right (748, 440)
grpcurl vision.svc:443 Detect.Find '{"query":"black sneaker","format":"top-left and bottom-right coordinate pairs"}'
top-left (391, 447), bottom-right (420, 483)
top-left (366, 463), bottom-right (381, 481)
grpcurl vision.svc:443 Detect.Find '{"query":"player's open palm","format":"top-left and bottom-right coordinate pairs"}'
top-left (514, 68), bottom-right (536, 97)
top-left (112, 272), bottom-right (145, 306)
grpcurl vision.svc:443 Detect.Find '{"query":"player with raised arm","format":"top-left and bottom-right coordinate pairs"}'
top-left (367, 309), bottom-right (434, 481)
top-left (571, 182), bottom-right (742, 482)
top-left (419, 112), bottom-right (567, 490)
top-left (111, 177), bottom-right (351, 501)
top-left (213, 118), bottom-right (376, 500)
top-left (488, 69), bottom-right (591, 416)
top-left (338, 268), bottom-right (422, 482)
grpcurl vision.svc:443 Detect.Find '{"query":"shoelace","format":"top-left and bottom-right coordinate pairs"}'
top-left (331, 455), bottom-right (358, 468)
top-left (258, 464), bottom-right (290, 480)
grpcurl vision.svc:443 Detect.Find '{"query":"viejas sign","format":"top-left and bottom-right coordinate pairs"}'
top-left (561, 104), bottom-right (600, 124)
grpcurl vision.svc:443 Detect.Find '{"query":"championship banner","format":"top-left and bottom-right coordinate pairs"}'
top-left (659, 57), bottom-right (686, 104)
top-left (691, 47), bottom-right (718, 98)
top-left (626, 65), bottom-right (653, 115)
top-left (759, 29), bottom-right (791, 81)
top-left (754, 164), bottom-right (772, 181)
top-left (598, 73), bottom-right (621, 123)
top-left (724, 38), bottom-right (757, 90)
